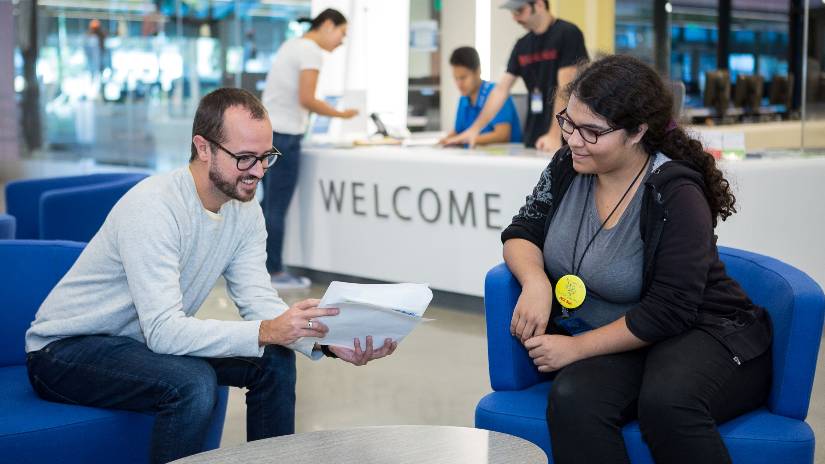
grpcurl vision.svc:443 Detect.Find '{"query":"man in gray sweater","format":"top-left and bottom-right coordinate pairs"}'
top-left (25, 88), bottom-right (396, 464)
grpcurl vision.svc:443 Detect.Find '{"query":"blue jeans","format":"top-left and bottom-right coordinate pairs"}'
top-left (26, 336), bottom-right (296, 464)
top-left (262, 132), bottom-right (303, 273)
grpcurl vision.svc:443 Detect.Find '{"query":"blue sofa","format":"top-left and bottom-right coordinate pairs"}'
top-left (476, 246), bottom-right (825, 463)
top-left (0, 214), bottom-right (14, 239)
top-left (4, 172), bottom-right (148, 241)
top-left (0, 240), bottom-right (228, 463)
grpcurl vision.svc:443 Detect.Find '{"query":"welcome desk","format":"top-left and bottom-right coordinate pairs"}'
top-left (283, 145), bottom-right (825, 296)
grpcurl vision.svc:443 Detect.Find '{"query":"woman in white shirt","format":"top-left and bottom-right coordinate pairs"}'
top-left (261, 9), bottom-right (357, 289)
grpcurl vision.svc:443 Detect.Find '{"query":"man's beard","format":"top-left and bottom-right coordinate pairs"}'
top-left (208, 163), bottom-right (258, 202)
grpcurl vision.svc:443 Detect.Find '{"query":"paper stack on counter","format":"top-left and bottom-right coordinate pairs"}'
top-left (309, 281), bottom-right (434, 349)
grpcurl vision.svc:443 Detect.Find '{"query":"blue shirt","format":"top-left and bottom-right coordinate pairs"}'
top-left (454, 80), bottom-right (523, 144)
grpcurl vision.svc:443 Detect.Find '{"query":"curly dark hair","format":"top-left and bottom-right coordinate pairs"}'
top-left (567, 54), bottom-right (736, 227)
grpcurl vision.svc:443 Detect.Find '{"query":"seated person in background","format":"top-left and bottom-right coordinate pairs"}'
top-left (441, 46), bottom-right (523, 146)
top-left (502, 55), bottom-right (771, 463)
top-left (25, 88), bottom-right (396, 464)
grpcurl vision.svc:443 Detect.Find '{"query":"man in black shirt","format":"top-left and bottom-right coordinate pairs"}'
top-left (444, 0), bottom-right (588, 151)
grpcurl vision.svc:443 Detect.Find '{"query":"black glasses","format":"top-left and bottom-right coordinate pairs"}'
top-left (200, 135), bottom-right (282, 171)
top-left (556, 109), bottom-right (618, 144)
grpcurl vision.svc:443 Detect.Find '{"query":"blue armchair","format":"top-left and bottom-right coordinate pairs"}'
top-left (476, 246), bottom-right (825, 463)
top-left (0, 240), bottom-right (228, 463)
top-left (5, 172), bottom-right (148, 241)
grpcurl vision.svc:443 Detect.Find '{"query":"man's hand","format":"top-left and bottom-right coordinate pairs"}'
top-left (329, 336), bottom-right (397, 366)
top-left (438, 133), bottom-right (459, 147)
top-left (511, 279), bottom-right (553, 342)
top-left (259, 299), bottom-right (339, 346)
top-left (442, 126), bottom-right (481, 148)
top-left (535, 133), bottom-right (561, 153)
top-left (339, 108), bottom-right (359, 119)
top-left (524, 334), bottom-right (583, 373)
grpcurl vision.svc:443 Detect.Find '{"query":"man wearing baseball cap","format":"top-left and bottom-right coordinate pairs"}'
top-left (444, 0), bottom-right (587, 152)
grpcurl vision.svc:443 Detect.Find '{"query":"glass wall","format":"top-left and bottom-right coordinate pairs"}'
top-left (13, 0), bottom-right (310, 169)
top-left (614, 0), bottom-right (655, 66)
top-left (669, 0), bottom-right (790, 116)
top-left (616, 0), bottom-right (790, 114)
top-left (615, 0), bottom-right (824, 154)
top-left (803, 0), bottom-right (825, 154)
top-left (11, 0), bottom-right (825, 158)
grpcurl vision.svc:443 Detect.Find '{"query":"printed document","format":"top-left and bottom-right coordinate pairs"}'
top-left (307, 281), bottom-right (433, 348)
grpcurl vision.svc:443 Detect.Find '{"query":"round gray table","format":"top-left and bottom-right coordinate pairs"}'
top-left (171, 425), bottom-right (547, 464)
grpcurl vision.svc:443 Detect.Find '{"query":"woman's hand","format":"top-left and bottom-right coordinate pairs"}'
top-left (339, 108), bottom-right (359, 119)
top-left (511, 278), bottom-right (553, 342)
top-left (525, 334), bottom-right (583, 373)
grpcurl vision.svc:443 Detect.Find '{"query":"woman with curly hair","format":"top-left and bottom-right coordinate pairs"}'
top-left (501, 54), bottom-right (772, 463)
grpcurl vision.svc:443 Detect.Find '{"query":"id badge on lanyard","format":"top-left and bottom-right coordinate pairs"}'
top-left (530, 87), bottom-right (544, 114)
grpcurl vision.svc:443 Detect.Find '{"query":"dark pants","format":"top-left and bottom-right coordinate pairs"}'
top-left (547, 329), bottom-right (771, 464)
top-left (261, 132), bottom-right (303, 273)
top-left (26, 336), bottom-right (296, 464)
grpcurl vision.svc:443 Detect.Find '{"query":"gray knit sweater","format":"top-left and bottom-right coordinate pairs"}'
top-left (26, 166), bottom-right (319, 359)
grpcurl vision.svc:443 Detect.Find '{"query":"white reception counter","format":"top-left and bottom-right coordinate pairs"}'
top-left (283, 145), bottom-right (825, 296)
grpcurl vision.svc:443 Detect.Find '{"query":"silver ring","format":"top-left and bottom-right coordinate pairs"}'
top-left (307, 320), bottom-right (314, 329)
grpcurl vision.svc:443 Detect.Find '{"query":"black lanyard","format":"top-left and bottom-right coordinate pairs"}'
top-left (570, 157), bottom-right (650, 276)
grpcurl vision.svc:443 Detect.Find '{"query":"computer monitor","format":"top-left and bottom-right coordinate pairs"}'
top-left (671, 80), bottom-right (686, 119)
top-left (729, 53), bottom-right (756, 81)
top-left (339, 90), bottom-right (368, 136)
top-left (305, 91), bottom-right (369, 145)
top-left (769, 74), bottom-right (794, 109)
top-left (310, 96), bottom-right (341, 136)
top-left (704, 70), bottom-right (731, 116)
top-left (733, 74), bottom-right (764, 111)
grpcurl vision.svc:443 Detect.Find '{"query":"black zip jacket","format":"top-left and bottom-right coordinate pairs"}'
top-left (501, 146), bottom-right (772, 364)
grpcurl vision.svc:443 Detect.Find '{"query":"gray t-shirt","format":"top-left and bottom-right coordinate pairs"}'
top-left (544, 156), bottom-right (665, 333)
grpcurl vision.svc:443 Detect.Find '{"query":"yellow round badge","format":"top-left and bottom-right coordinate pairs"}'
top-left (555, 274), bottom-right (586, 309)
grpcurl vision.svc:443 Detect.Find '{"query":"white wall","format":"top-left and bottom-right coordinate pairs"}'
top-left (312, 0), bottom-right (410, 131)
top-left (439, 0), bottom-right (475, 134)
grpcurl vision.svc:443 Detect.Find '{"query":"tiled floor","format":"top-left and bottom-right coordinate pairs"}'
top-left (194, 282), bottom-right (490, 446)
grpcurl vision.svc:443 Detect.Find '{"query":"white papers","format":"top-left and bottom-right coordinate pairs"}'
top-left (308, 281), bottom-right (433, 349)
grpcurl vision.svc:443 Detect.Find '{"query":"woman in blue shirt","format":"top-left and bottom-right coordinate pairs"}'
top-left (441, 47), bottom-right (523, 146)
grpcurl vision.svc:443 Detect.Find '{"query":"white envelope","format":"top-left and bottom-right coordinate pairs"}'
top-left (307, 281), bottom-right (433, 349)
